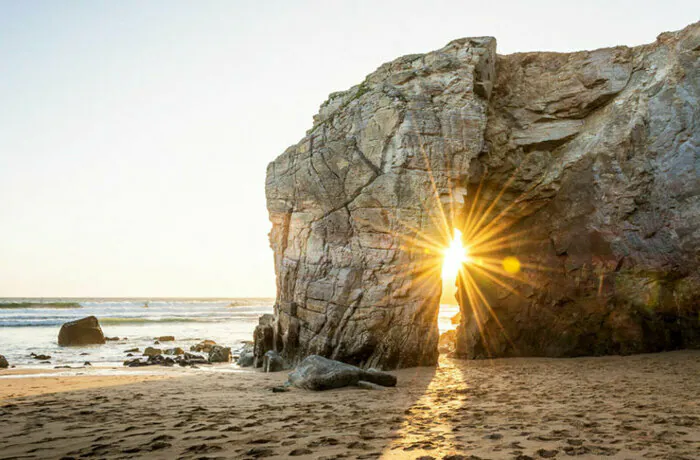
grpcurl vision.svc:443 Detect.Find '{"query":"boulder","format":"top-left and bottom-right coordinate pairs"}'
top-left (236, 341), bottom-right (255, 367)
top-left (156, 336), bottom-right (175, 342)
top-left (208, 345), bottom-right (232, 363)
top-left (263, 350), bottom-right (285, 372)
top-left (0, 355), bottom-right (8, 369)
top-left (57, 316), bottom-right (106, 346)
top-left (143, 347), bottom-right (162, 357)
top-left (287, 355), bottom-right (397, 391)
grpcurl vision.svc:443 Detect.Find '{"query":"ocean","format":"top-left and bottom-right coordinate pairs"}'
top-left (0, 298), bottom-right (460, 369)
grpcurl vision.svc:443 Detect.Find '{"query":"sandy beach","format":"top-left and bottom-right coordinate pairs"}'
top-left (1, 351), bottom-right (698, 459)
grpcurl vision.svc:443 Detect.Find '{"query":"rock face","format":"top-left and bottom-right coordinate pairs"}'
top-left (264, 22), bottom-right (700, 368)
top-left (57, 316), bottom-right (106, 346)
top-left (0, 355), bottom-right (8, 369)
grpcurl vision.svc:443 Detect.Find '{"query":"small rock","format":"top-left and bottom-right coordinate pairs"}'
top-left (156, 336), bottom-right (175, 342)
top-left (191, 339), bottom-right (217, 353)
top-left (537, 449), bottom-right (558, 458)
top-left (124, 348), bottom-right (139, 353)
top-left (105, 336), bottom-right (120, 341)
top-left (31, 353), bottom-right (52, 360)
top-left (124, 358), bottom-right (148, 367)
top-left (209, 345), bottom-right (232, 363)
top-left (143, 347), bottom-right (162, 357)
top-left (83, 361), bottom-right (91, 366)
top-left (236, 342), bottom-right (255, 367)
top-left (289, 448), bottom-right (312, 456)
top-left (271, 386), bottom-right (290, 393)
top-left (263, 350), bottom-right (285, 372)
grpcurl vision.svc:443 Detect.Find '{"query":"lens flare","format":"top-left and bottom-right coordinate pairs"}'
top-left (442, 229), bottom-right (470, 279)
top-left (502, 256), bottom-right (521, 274)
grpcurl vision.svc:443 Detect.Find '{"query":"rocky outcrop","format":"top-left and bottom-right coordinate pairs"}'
top-left (253, 314), bottom-right (278, 368)
top-left (288, 355), bottom-right (398, 391)
top-left (0, 355), bottom-right (8, 368)
top-left (57, 316), bottom-right (106, 346)
top-left (264, 22), bottom-right (700, 368)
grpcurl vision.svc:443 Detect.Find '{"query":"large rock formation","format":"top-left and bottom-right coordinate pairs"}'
top-left (264, 22), bottom-right (700, 368)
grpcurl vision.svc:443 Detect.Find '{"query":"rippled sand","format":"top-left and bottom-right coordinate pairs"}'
top-left (1, 351), bottom-right (698, 459)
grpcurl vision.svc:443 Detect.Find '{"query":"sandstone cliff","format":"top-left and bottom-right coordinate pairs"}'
top-left (263, 22), bottom-right (699, 369)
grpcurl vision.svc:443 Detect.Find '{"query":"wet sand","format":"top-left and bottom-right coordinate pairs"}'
top-left (0, 351), bottom-right (698, 459)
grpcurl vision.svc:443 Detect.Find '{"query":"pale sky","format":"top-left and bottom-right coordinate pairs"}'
top-left (0, 1), bottom-right (697, 297)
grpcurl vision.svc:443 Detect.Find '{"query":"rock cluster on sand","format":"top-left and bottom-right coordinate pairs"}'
top-left (0, 355), bottom-right (8, 368)
top-left (124, 352), bottom-right (209, 368)
top-left (263, 22), bottom-right (700, 367)
top-left (287, 355), bottom-right (397, 391)
top-left (58, 316), bottom-right (106, 346)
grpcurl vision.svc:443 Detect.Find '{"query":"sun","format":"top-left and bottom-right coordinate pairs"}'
top-left (442, 229), bottom-right (471, 279)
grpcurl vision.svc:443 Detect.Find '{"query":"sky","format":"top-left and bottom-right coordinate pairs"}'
top-left (0, 1), bottom-right (697, 297)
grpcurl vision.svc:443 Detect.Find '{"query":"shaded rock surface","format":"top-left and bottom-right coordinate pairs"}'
top-left (57, 316), bottom-right (106, 346)
top-left (0, 355), bottom-right (7, 369)
top-left (288, 355), bottom-right (397, 391)
top-left (264, 22), bottom-right (700, 367)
